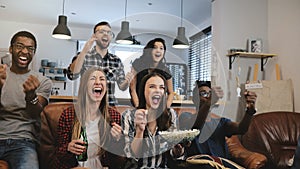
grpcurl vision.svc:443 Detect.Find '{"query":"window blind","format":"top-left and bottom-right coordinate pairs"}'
top-left (188, 26), bottom-right (211, 95)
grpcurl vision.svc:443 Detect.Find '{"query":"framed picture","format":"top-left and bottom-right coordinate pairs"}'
top-left (248, 38), bottom-right (263, 53)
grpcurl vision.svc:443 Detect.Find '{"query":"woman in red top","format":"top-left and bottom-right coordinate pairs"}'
top-left (54, 67), bottom-right (124, 169)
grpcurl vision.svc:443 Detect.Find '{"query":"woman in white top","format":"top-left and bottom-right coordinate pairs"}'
top-left (54, 67), bottom-right (124, 169)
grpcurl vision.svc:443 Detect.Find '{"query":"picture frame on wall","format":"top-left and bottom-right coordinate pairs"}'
top-left (248, 38), bottom-right (263, 53)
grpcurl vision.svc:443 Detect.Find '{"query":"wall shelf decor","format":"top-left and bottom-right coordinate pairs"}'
top-left (227, 52), bottom-right (276, 71)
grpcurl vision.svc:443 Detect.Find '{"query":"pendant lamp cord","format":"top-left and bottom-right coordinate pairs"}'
top-left (62, 0), bottom-right (65, 15)
top-left (124, 0), bottom-right (128, 21)
top-left (180, 0), bottom-right (183, 27)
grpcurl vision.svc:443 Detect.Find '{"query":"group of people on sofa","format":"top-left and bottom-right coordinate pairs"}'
top-left (1, 21), bottom-right (299, 169)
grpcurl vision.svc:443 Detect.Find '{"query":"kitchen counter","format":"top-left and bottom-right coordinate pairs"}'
top-left (50, 95), bottom-right (194, 106)
top-left (49, 95), bottom-right (76, 102)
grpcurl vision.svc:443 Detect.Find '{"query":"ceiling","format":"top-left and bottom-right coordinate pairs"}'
top-left (0, 0), bottom-right (211, 37)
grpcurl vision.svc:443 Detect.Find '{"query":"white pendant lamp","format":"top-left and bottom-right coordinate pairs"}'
top-left (52, 0), bottom-right (71, 40)
top-left (172, 0), bottom-right (189, 49)
top-left (116, 0), bottom-right (133, 44)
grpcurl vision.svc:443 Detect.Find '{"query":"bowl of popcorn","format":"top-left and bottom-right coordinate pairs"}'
top-left (159, 129), bottom-right (200, 144)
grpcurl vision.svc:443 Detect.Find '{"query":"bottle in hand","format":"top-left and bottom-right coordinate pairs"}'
top-left (77, 127), bottom-right (88, 161)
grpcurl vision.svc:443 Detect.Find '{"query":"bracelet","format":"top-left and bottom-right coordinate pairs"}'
top-left (26, 95), bottom-right (39, 105)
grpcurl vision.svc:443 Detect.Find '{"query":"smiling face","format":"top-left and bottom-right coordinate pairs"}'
top-left (144, 75), bottom-right (165, 109)
top-left (198, 86), bottom-right (211, 102)
top-left (94, 25), bottom-right (113, 49)
top-left (9, 36), bottom-right (35, 72)
top-left (87, 70), bottom-right (107, 102)
top-left (151, 41), bottom-right (165, 64)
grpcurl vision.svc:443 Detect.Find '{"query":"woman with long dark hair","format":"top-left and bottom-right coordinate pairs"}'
top-left (130, 38), bottom-right (174, 109)
top-left (122, 72), bottom-right (184, 168)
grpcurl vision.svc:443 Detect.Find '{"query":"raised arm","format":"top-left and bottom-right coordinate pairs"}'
top-left (24, 75), bottom-right (52, 116)
top-left (129, 68), bottom-right (139, 107)
top-left (193, 86), bottom-right (223, 129)
top-left (119, 68), bottom-right (134, 91)
top-left (166, 78), bottom-right (174, 109)
top-left (226, 90), bottom-right (257, 135)
top-left (70, 35), bottom-right (96, 75)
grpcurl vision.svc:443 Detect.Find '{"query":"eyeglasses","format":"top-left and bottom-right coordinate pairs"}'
top-left (13, 43), bottom-right (35, 54)
top-left (96, 29), bottom-right (114, 37)
top-left (199, 91), bottom-right (211, 97)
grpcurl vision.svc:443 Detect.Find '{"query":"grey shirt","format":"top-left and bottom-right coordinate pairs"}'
top-left (0, 69), bottom-right (52, 143)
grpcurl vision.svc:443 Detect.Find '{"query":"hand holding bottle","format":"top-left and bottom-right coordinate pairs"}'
top-left (68, 139), bottom-right (87, 156)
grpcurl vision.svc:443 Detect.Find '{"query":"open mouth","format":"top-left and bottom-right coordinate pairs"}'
top-left (92, 87), bottom-right (102, 97)
top-left (152, 95), bottom-right (161, 104)
top-left (154, 53), bottom-right (161, 57)
top-left (19, 56), bottom-right (28, 65)
top-left (102, 37), bottom-right (108, 43)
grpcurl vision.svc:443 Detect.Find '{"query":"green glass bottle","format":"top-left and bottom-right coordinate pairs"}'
top-left (77, 127), bottom-right (88, 161)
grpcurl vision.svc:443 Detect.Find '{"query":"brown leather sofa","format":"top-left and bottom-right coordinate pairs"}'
top-left (227, 111), bottom-right (300, 169)
top-left (3, 104), bottom-right (296, 169)
top-left (174, 108), bottom-right (300, 169)
top-left (38, 102), bottom-right (132, 169)
top-left (0, 160), bottom-right (9, 169)
top-left (174, 107), bottom-right (267, 169)
top-left (38, 102), bottom-right (73, 169)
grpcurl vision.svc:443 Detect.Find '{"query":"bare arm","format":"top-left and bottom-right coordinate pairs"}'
top-left (0, 64), bottom-right (7, 101)
top-left (225, 91), bottom-right (257, 135)
top-left (23, 75), bottom-right (49, 116)
top-left (119, 70), bottom-right (134, 91)
top-left (129, 68), bottom-right (139, 107)
top-left (166, 78), bottom-right (174, 109)
top-left (131, 109), bottom-right (147, 157)
top-left (0, 64), bottom-right (7, 89)
top-left (70, 35), bottom-right (96, 74)
top-left (193, 86), bottom-right (223, 129)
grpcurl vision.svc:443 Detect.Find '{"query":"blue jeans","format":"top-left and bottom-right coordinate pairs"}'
top-left (0, 139), bottom-right (39, 169)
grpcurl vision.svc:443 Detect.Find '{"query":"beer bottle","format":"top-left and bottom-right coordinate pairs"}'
top-left (77, 127), bottom-right (88, 161)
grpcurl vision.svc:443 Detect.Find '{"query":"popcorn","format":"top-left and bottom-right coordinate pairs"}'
top-left (159, 129), bottom-right (200, 144)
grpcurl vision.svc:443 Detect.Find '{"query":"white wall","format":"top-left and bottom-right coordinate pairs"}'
top-left (267, 0), bottom-right (300, 112)
top-left (212, 0), bottom-right (300, 120)
top-left (0, 20), bottom-right (190, 97)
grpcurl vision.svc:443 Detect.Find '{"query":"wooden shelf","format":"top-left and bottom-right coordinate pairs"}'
top-left (41, 66), bottom-right (68, 90)
top-left (226, 52), bottom-right (276, 71)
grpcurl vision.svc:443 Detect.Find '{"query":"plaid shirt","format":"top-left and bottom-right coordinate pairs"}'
top-left (71, 46), bottom-right (126, 106)
top-left (53, 105), bottom-right (121, 169)
top-left (122, 108), bottom-right (178, 168)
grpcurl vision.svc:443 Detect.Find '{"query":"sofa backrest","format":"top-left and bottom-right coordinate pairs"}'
top-left (38, 102), bottom-right (132, 169)
top-left (241, 111), bottom-right (300, 169)
top-left (39, 102), bottom-right (73, 169)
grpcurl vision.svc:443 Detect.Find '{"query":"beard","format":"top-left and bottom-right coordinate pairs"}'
top-left (96, 39), bottom-right (110, 49)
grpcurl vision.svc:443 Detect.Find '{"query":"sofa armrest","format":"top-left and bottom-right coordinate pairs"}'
top-left (0, 160), bottom-right (9, 169)
top-left (226, 135), bottom-right (267, 169)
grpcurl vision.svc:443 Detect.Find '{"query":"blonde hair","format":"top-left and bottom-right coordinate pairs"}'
top-left (75, 67), bottom-right (111, 155)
